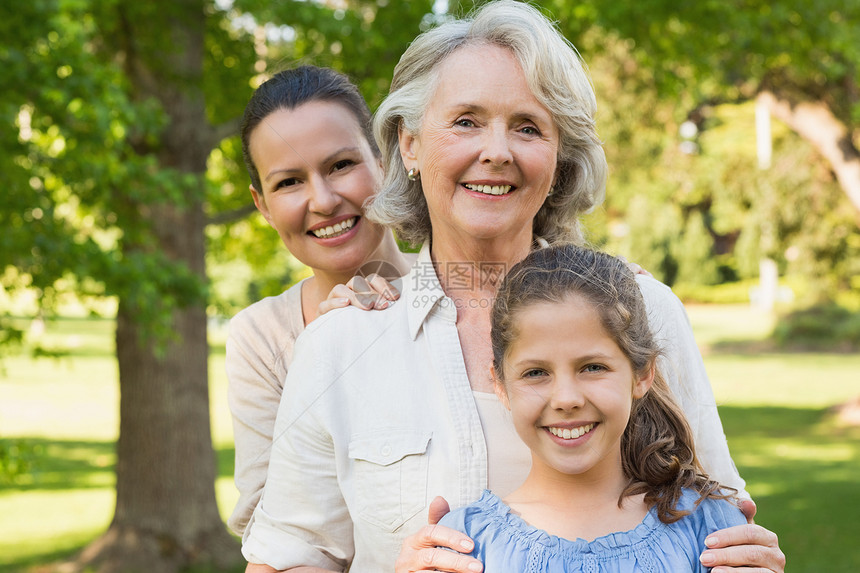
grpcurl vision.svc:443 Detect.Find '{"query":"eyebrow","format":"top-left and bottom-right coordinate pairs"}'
top-left (264, 167), bottom-right (301, 182)
top-left (451, 103), bottom-right (551, 123)
top-left (263, 146), bottom-right (362, 182)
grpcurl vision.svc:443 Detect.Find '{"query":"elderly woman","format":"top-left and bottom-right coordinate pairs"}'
top-left (241, 2), bottom-right (785, 572)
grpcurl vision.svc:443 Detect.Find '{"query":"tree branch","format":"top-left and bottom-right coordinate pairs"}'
top-left (206, 203), bottom-right (258, 226)
top-left (210, 116), bottom-right (242, 147)
top-left (758, 90), bottom-right (860, 214)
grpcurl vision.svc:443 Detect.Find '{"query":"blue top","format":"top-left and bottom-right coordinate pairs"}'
top-left (438, 488), bottom-right (746, 572)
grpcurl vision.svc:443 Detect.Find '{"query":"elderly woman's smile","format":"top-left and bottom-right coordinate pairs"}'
top-left (399, 43), bottom-right (559, 247)
top-left (462, 183), bottom-right (513, 196)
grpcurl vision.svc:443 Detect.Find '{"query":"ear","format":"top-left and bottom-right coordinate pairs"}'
top-left (398, 123), bottom-right (418, 170)
top-left (632, 361), bottom-right (655, 400)
top-left (491, 366), bottom-right (511, 410)
top-left (250, 184), bottom-right (274, 228)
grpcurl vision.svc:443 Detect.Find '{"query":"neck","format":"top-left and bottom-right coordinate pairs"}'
top-left (505, 452), bottom-right (648, 542)
top-left (513, 451), bottom-right (630, 514)
top-left (429, 233), bottom-right (533, 297)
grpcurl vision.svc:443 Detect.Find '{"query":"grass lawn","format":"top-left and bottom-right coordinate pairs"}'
top-left (1, 306), bottom-right (859, 572)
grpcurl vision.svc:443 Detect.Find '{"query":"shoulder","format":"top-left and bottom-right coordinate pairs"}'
top-left (634, 275), bottom-right (698, 346)
top-left (438, 498), bottom-right (492, 535)
top-left (677, 489), bottom-right (747, 531)
top-left (438, 492), bottom-right (510, 559)
top-left (300, 292), bottom-right (407, 344)
top-left (229, 282), bottom-right (305, 344)
top-left (635, 274), bottom-right (686, 316)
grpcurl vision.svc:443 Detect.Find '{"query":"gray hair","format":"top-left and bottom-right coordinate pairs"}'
top-left (368, 0), bottom-right (608, 247)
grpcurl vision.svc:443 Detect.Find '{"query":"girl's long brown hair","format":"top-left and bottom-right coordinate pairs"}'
top-left (491, 244), bottom-right (735, 523)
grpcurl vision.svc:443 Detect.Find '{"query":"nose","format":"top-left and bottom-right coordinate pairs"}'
top-left (308, 174), bottom-right (342, 214)
top-left (548, 376), bottom-right (585, 411)
top-left (479, 123), bottom-right (513, 166)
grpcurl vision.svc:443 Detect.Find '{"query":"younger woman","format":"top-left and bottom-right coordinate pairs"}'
top-left (439, 244), bottom-right (747, 571)
top-left (226, 65), bottom-right (412, 535)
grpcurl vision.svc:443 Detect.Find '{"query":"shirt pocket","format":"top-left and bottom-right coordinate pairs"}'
top-left (348, 429), bottom-right (432, 532)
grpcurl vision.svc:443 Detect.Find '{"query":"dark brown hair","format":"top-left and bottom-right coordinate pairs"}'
top-left (491, 244), bottom-right (734, 523)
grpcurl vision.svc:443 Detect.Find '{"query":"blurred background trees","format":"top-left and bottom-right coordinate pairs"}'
top-left (1, 0), bottom-right (858, 571)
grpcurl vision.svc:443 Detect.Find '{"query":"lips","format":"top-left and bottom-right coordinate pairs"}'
top-left (309, 216), bottom-right (357, 239)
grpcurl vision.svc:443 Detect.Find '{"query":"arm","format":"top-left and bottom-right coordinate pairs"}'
top-left (225, 303), bottom-right (296, 536)
top-left (241, 332), bottom-right (354, 571)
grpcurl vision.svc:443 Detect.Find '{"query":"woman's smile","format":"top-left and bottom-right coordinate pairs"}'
top-left (308, 215), bottom-right (360, 240)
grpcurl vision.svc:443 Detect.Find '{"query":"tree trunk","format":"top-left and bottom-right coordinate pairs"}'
top-left (757, 90), bottom-right (860, 216)
top-left (76, 292), bottom-right (236, 573)
top-left (73, 1), bottom-right (240, 571)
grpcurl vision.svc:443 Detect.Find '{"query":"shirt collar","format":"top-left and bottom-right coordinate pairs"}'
top-left (404, 243), bottom-right (450, 340)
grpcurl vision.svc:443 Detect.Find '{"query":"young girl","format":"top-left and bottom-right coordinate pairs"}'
top-left (439, 244), bottom-right (747, 571)
top-left (226, 65), bottom-right (413, 535)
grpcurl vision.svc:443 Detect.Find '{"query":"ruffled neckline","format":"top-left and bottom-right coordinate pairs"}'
top-left (475, 489), bottom-right (667, 557)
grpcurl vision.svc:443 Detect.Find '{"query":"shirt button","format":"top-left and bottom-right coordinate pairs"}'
top-left (380, 445), bottom-right (392, 457)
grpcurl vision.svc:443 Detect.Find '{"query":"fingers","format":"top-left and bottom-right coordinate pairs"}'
top-left (620, 256), bottom-right (652, 277)
top-left (345, 274), bottom-right (398, 310)
top-left (412, 545), bottom-right (483, 572)
top-left (739, 498), bottom-right (757, 524)
top-left (317, 276), bottom-right (398, 317)
top-left (427, 495), bottom-right (451, 525)
top-left (348, 275), bottom-right (381, 309)
top-left (364, 273), bottom-right (401, 302)
top-left (395, 524), bottom-right (481, 573)
top-left (706, 524), bottom-right (779, 549)
top-left (700, 524), bottom-right (785, 572)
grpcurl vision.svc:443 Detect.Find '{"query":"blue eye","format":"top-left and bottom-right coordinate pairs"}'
top-left (520, 125), bottom-right (540, 136)
top-left (582, 364), bottom-right (606, 373)
top-left (522, 368), bottom-right (547, 378)
top-left (455, 118), bottom-right (475, 128)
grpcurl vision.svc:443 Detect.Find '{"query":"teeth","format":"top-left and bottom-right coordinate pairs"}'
top-left (548, 423), bottom-right (595, 440)
top-left (465, 183), bottom-right (512, 196)
top-left (312, 217), bottom-right (356, 238)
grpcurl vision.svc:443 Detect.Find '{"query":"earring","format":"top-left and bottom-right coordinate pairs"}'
top-left (407, 168), bottom-right (420, 181)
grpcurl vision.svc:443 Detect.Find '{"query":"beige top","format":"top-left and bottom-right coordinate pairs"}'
top-left (225, 279), bottom-right (306, 536)
top-left (472, 390), bottom-right (530, 496)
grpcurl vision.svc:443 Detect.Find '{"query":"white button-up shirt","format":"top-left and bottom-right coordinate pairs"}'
top-left (242, 244), bottom-right (746, 572)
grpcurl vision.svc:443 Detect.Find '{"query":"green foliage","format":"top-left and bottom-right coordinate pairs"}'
top-left (673, 211), bottom-right (720, 286)
top-left (231, 0), bottom-right (435, 107)
top-left (1, 0), bottom-right (211, 348)
top-left (0, 440), bottom-right (40, 484)
top-left (537, 0), bottom-right (860, 310)
top-left (671, 280), bottom-right (757, 306)
top-left (773, 304), bottom-right (860, 352)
